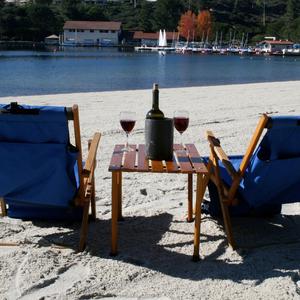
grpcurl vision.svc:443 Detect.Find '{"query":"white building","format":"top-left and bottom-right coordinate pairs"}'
top-left (4, 0), bottom-right (29, 4)
top-left (63, 21), bottom-right (122, 46)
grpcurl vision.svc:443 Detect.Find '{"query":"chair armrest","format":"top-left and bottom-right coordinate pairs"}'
top-left (83, 132), bottom-right (101, 177)
top-left (206, 130), bottom-right (238, 180)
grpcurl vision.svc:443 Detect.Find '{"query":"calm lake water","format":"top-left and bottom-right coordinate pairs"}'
top-left (0, 47), bottom-right (300, 97)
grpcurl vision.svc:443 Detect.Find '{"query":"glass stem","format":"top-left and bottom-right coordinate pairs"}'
top-left (180, 133), bottom-right (184, 150)
top-left (126, 133), bottom-right (129, 149)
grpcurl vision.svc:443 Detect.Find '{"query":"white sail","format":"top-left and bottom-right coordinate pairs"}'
top-left (162, 30), bottom-right (167, 47)
top-left (158, 30), bottom-right (163, 46)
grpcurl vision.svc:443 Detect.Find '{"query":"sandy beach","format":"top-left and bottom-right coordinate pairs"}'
top-left (0, 80), bottom-right (300, 299)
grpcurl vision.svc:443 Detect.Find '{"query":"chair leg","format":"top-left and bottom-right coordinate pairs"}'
top-left (79, 201), bottom-right (90, 252)
top-left (90, 177), bottom-right (96, 221)
top-left (88, 139), bottom-right (97, 221)
top-left (212, 151), bottom-right (236, 250)
top-left (193, 173), bottom-right (209, 261)
top-left (219, 199), bottom-right (236, 249)
top-left (0, 198), bottom-right (7, 217)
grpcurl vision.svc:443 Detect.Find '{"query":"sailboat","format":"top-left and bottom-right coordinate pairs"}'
top-left (135, 29), bottom-right (175, 52)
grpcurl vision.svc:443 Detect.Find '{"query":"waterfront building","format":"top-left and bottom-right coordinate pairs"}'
top-left (63, 21), bottom-right (122, 46)
top-left (257, 39), bottom-right (294, 54)
top-left (132, 31), bottom-right (176, 47)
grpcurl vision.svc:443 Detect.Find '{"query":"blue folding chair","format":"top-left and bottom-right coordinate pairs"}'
top-left (193, 114), bottom-right (300, 258)
top-left (0, 102), bottom-right (101, 251)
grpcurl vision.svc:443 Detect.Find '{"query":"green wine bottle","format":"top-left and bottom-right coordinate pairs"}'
top-left (146, 83), bottom-right (165, 120)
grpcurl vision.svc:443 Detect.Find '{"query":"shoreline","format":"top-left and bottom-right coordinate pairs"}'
top-left (1, 81), bottom-right (300, 299)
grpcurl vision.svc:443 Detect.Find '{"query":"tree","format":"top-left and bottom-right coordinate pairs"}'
top-left (283, 0), bottom-right (297, 39)
top-left (196, 9), bottom-right (212, 39)
top-left (154, 0), bottom-right (184, 31)
top-left (27, 4), bottom-right (60, 40)
top-left (286, 0), bottom-right (296, 21)
top-left (60, 0), bottom-right (81, 20)
top-left (139, 1), bottom-right (155, 32)
top-left (85, 5), bottom-right (107, 21)
top-left (256, 0), bottom-right (266, 26)
top-left (178, 10), bottom-right (196, 40)
top-left (0, 4), bottom-right (19, 40)
top-left (34, 0), bottom-right (53, 5)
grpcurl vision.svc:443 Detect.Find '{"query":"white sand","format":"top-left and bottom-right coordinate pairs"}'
top-left (1, 81), bottom-right (300, 299)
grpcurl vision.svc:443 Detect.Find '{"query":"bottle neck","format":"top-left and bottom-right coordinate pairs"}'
top-left (152, 89), bottom-right (159, 110)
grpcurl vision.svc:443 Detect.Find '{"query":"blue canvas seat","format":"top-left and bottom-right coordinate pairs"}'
top-left (196, 114), bottom-right (300, 252)
top-left (0, 103), bottom-right (101, 251)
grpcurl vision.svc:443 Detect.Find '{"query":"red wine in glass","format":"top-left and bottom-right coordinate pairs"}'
top-left (119, 111), bottom-right (136, 152)
top-left (174, 110), bottom-right (189, 151)
top-left (120, 119), bottom-right (136, 133)
top-left (174, 117), bottom-right (189, 134)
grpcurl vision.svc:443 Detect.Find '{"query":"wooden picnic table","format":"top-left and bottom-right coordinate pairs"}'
top-left (108, 143), bottom-right (209, 261)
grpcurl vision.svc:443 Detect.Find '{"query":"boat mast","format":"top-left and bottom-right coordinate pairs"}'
top-left (241, 33), bottom-right (245, 48)
top-left (172, 30), bottom-right (175, 48)
top-left (214, 31), bottom-right (218, 47)
top-left (205, 29), bottom-right (209, 46)
top-left (244, 33), bottom-right (249, 48)
top-left (201, 32), bottom-right (204, 47)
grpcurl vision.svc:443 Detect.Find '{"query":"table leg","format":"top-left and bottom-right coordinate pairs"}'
top-left (117, 171), bottom-right (123, 221)
top-left (111, 171), bottom-right (119, 256)
top-left (187, 174), bottom-right (193, 222)
top-left (193, 173), bottom-right (209, 261)
top-left (0, 198), bottom-right (7, 217)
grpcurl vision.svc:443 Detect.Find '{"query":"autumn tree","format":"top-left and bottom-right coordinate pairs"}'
top-left (196, 10), bottom-right (212, 40)
top-left (177, 10), bottom-right (197, 41)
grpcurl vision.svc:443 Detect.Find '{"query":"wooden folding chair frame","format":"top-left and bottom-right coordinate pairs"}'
top-left (0, 105), bottom-right (101, 252)
top-left (204, 114), bottom-right (269, 249)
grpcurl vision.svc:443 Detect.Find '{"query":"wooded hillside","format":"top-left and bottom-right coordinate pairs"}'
top-left (0, 0), bottom-right (299, 43)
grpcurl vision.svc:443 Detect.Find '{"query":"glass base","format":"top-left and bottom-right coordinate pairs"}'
top-left (121, 144), bottom-right (134, 152)
top-left (175, 149), bottom-right (187, 156)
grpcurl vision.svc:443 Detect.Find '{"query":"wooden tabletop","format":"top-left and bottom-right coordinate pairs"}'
top-left (108, 144), bottom-right (208, 174)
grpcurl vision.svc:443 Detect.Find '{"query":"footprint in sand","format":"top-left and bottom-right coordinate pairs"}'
top-left (11, 252), bottom-right (90, 299)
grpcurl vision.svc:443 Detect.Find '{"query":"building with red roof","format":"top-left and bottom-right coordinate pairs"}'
top-left (63, 21), bottom-right (122, 46)
top-left (257, 39), bottom-right (294, 53)
top-left (132, 31), bottom-right (178, 46)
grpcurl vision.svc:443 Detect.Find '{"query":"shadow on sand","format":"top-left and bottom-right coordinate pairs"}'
top-left (32, 211), bottom-right (300, 285)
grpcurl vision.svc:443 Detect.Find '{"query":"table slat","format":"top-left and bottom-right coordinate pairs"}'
top-left (165, 154), bottom-right (179, 172)
top-left (123, 145), bottom-right (137, 170)
top-left (137, 144), bottom-right (149, 172)
top-left (151, 160), bottom-right (165, 172)
top-left (108, 144), bottom-right (124, 171)
top-left (185, 144), bottom-right (208, 173)
top-left (174, 144), bottom-right (194, 173)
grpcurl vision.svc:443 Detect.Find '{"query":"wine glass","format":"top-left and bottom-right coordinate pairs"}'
top-left (120, 111), bottom-right (136, 152)
top-left (174, 110), bottom-right (189, 151)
